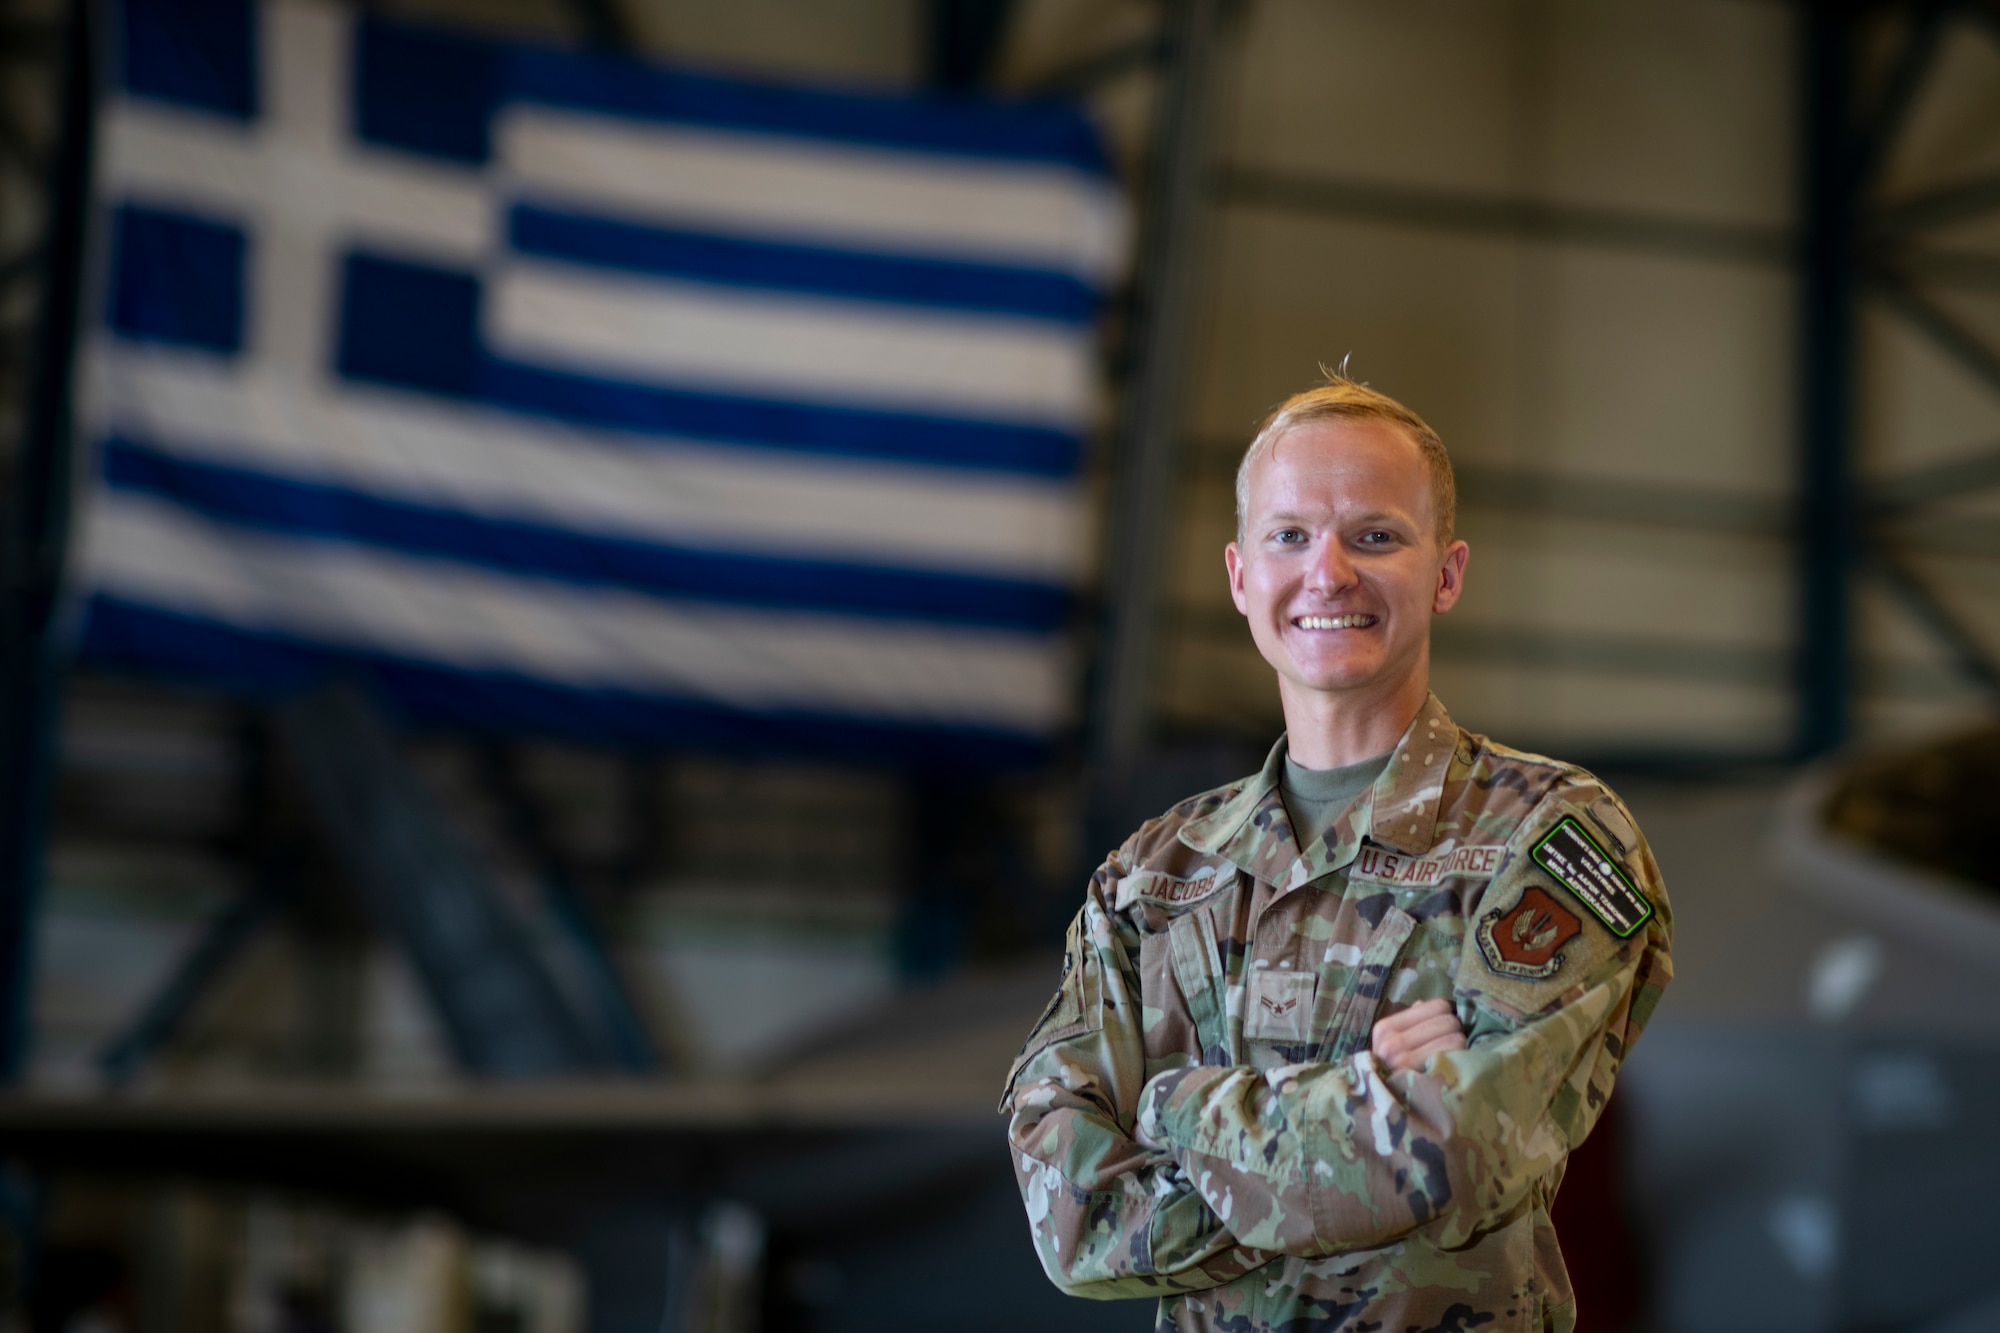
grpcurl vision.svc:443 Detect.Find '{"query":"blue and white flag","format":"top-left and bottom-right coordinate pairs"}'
top-left (75, 0), bottom-right (1124, 766)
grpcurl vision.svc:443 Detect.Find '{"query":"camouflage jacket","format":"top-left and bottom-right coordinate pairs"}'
top-left (1001, 694), bottom-right (1673, 1333)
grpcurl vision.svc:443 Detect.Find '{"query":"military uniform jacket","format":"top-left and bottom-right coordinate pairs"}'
top-left (1002, 695), bottom-right (1673, 1333)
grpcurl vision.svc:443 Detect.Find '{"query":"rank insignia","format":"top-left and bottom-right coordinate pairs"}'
top-left (1245, 969), bottom-right (1315, 1042)
top-left (1477, 886), bottom-right (1582, 980)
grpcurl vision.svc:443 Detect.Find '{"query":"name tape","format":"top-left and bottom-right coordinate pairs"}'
top-left (1119, 871), bottom-right (1229, 908)
top-left (1349, 843), bottom-right (1505, 889)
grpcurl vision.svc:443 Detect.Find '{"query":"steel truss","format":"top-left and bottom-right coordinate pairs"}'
top-left (1800, 0), bottom-right (2000, 751)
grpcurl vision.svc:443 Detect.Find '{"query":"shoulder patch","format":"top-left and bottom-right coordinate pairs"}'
top-left (1476, 886), bottom-right (1582, 980)
top-left (1531, 817), bottom-right (1652, 937)
top-left (1000, 923), bottom-right (1092, 1109)
top-left (1029, 948), bottom-right (1077, 1036)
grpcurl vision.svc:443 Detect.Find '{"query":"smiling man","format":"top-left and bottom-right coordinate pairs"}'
top-left (1002, 374), bottom-right (1674, 1332)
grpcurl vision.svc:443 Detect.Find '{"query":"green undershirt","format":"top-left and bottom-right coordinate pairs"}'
top-left (1280, 746), bottom-right (1394, 851)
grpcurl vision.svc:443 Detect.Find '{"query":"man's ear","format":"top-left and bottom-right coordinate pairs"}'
top-left (1225, 542), bottom-right (1250, 615)
top-left (1433, 540), bottom-right (1469, 614)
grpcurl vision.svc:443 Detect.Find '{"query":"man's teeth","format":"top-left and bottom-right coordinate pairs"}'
top-left (1296, 614), bottom-right (1376, 629)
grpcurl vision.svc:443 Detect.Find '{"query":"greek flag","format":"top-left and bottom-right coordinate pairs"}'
top-left (76, 0), bottom-right (1123, 766)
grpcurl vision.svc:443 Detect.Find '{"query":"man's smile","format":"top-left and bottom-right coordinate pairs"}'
top-left (1292, 613), bottom-right (1380, 630)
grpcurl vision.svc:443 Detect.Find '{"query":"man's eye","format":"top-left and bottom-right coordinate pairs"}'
top-left (1273, 529), bottom-right (1305, 544)
top-left (1359, 530), bottom-right (1393, 545)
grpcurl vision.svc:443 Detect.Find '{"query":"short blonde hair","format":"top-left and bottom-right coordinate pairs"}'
top-left (1234, 371), bottom-right (1457, 546)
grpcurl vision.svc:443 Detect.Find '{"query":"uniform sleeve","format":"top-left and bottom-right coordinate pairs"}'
top-left (1002, 860), bottom-right (1279, 1298)
top-left (1133, 784), bottom-right (1673, 1258)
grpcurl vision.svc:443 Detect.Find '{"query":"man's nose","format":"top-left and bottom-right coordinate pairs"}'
top-left (1305, 537), bottom-right (1356, 593)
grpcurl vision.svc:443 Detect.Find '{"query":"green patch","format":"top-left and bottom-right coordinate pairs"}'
top-left (999, 939), bottom-right (1088, 1110)
top-left (1530, 817), bottom-right (1653, 937)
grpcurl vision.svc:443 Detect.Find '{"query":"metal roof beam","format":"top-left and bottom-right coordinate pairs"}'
top-left (1871, 446), bottom-right (2000, 510)
top-left (1028, 33), bottom-right (1166, 95)
top-left (1875, 170), bottom-right (2000, 236)
top-left (1219, 168), bottom-right (1790, 266)
top-left (1867, 544), bottom-right (2000, 699)
top-left (1852, 0), bottom-right (1960, 191)
top-left (1898, 247), bottom-right (2000, 289)
top-left (1870, 268), bottom-right (2000, 400)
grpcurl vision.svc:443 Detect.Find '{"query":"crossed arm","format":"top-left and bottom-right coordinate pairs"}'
top-left (1129, 999), bottom-right (1466, 1154)
top-left (1371, 996), bottom-right (1467, 1071)
top-left (1004, 903), bottom-right (1637, 1299)
top-left (1008, 784), bottom-right (1667, 1301)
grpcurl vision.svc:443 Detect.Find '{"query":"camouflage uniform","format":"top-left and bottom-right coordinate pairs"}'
top-left (1002, 694), bottom-right (1672, 1333)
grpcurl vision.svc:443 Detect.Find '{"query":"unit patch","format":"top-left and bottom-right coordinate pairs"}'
top-left (1476, 886), bottom-right (1582, 980)
top-left (1022, 941), bottom-right (1078, 1044)
top-left (1003, 929), bottom-right (1088, 1109)
top-left (1348, 843), bottom-right (1506, 889)
top-left (1531, 817), bottom-right (1654, 937)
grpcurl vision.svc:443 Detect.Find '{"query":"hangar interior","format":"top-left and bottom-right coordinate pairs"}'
top-left (1, 1), bottom-right (1998, 1331)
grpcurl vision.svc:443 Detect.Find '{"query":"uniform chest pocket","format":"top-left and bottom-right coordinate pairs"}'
top-left (1133, 907), bottom-right (1234, 1066)
top-left (1308, 904), bottom-right (1418, 1061)
top-left (1244, 969), bottom-right (1316, 1044)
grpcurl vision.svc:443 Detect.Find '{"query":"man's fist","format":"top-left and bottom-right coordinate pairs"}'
top-left (1370, 997), bottom-right (1466, 1072)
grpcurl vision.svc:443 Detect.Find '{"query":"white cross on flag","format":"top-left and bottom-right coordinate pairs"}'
top-left (76, 0), bottom-right (1125, 767)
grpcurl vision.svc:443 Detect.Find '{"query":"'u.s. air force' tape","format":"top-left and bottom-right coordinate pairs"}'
top-left (1530, 817), bottom-right (1653, 937)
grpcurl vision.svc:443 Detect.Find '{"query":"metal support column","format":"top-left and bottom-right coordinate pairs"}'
top-left (1795, 3), bottom-right (1861, 758)
top-left (1088, 0), bottom-right (1228, 805)
top-left (927, 0), bottom-right (1013, 91)
top-left (278, 686), bottom-right (613, 1078)
top-left (97, 860), bottom-right (302, 1086)
top-left (564, 0), bottom-right (630, 51)
top-left (473, 741), bottom-right (662, 1074)
top-left (0, 0), bottom-right (93, 1082)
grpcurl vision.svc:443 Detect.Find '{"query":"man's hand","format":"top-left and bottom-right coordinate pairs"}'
top-left (1370, 998), bottom-right (1466, 1072)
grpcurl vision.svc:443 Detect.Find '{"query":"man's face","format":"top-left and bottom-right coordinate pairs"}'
top-left (1225, 417), bottom-right (1469, 707)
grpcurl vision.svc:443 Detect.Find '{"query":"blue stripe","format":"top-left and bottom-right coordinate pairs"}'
top-left (101, 436), bottom-right (1074, 632)
top-left (509, 204), bottom-right (1099, 323)
top-left (337, 251), bottom-right (481, 397)
top-left (353, 15), bottom-right (496, 165)
top-left (480, 358), bottom-right (1082, 477)
top-left (106, 204), bottom-right (248, 354)
top-left (502, 45), bottom-right (1111, 176)
top-left (117, 0), bottom-right (257, 121)
top-left (322, 248), bottom-right (1081, 477)
top-left (79, 595), bottom-right (1053, 768)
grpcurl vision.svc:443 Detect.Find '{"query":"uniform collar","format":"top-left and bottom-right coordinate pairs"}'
top-left (1366, 691), bottom-right (1457, 856)
top-left (1179, 692), bottom-right (1458, 887)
